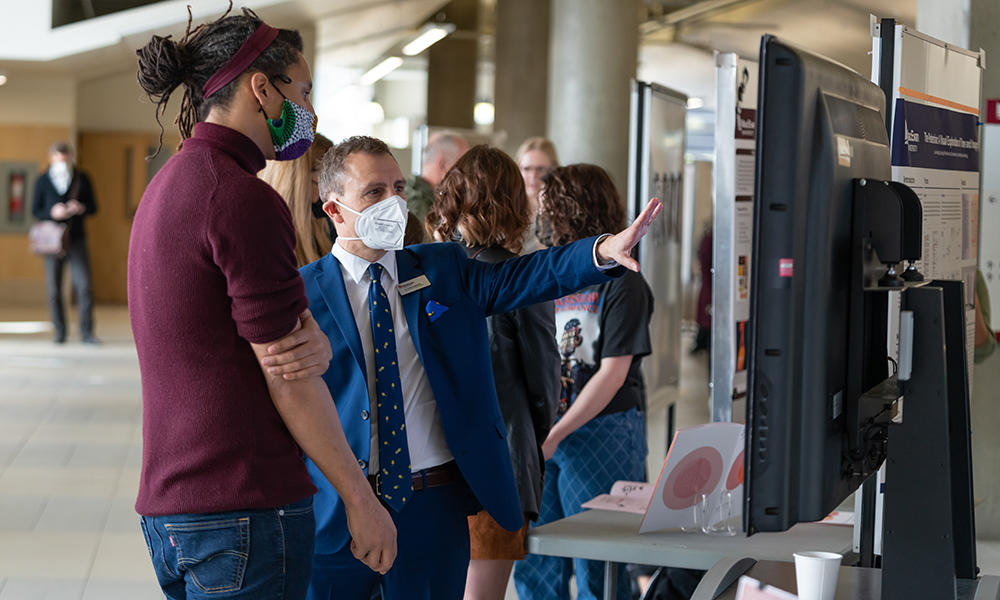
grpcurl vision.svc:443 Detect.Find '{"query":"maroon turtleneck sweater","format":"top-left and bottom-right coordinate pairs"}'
top-left (128, 122), bottom-right (316, 516)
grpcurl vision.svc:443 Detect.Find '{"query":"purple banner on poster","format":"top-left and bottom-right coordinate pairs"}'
top-left (891, 99), bottom-right (979, 171)
top-left (735, 108), bottom-right (756, 140)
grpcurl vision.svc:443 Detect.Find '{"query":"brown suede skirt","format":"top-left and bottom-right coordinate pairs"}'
top-left (468, 510), bottom-right (530, 560)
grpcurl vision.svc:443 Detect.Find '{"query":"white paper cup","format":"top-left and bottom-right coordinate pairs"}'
top-left (793, 551), bottom-right (842, 600)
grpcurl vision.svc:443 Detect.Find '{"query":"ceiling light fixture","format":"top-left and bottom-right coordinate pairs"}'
top-left (360, 57), bottom-right (404, 86)
top-left (402, 24), bottom-right (455, 56)
top-left (360, 101), bottom-right (386, 125)
top-left (473, 102), bottom-right (495, 126)
top-left (687, 97), bottom-right (704, 110)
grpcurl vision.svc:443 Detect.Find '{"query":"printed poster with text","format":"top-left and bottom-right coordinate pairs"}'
top-left (891, 98), bottom-right (979, 384)
top-left (732, 68), bottom-right (756, 399)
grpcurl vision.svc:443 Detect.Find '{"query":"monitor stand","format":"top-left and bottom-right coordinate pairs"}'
top-left (881, 280), bottom-right (979, 600)
top-left (689, 286), bottom-right (991, 600)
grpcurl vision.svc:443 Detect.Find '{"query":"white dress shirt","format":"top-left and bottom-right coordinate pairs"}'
top-left (331, 240), bottom-right (454, 472)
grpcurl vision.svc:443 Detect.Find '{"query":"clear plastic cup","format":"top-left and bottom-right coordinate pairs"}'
top-left (702, 490), bottom-right (740, 536)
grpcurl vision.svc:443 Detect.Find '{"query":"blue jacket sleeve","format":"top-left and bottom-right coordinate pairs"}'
top-left (455, 236), bottom-right (625, 316)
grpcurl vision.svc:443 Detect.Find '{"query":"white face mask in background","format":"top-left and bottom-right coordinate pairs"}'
top-left (334, 195), bottom-right (408, 251)
top-left (49, 160), bottom-right (73, 195)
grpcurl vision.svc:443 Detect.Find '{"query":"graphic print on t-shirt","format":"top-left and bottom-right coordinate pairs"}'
top-left (555, 289), bottom-right (601, 412)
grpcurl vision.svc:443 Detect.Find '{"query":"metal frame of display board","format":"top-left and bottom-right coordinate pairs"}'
top-left (711, 53), bottom-right (758, 424)
top-left (627, 80), bottom-right (688, 414)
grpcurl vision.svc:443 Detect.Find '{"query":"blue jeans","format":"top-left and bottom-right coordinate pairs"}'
top-left (140, 497), bottom-right (315, 600)
top-left (515, 408), bottom-right (648, 600)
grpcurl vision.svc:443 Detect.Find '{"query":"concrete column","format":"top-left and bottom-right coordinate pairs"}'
top-left (916, 0), bottom-right (970, 48)
top-left (969, 0), bottom-right (1000, 541)
top-left (915, 0), bottom-right (1000, 101)
top-left (494, 0), bottom-right (550, 157)
top-left (970, 0), bottom-right (1000, 102)
top-left (547, 0), bottom-right (639, 191)
top-left (427, 0), bottom-right (479, 130)
top-left (299, 23), bottom-right (316, 75)
top-left (919, 0), bottom-right (1000, 540)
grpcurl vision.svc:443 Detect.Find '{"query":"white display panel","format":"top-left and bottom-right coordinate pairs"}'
top-left (711, 53), bottom-right (758, 423)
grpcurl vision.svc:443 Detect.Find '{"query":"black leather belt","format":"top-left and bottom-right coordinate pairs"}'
top-left (367, 462), bottom-right (457, 496)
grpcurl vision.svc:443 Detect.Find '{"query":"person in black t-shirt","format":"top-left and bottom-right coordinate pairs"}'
top-left (514, 164), bottom-right (653, 600)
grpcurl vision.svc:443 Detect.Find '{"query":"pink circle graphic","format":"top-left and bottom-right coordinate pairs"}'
top-left (661, 446), bottom-right (724, 510)
top-left (727, 450), bottom-right (745, 491)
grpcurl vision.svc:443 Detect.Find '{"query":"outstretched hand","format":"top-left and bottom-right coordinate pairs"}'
top-left (595, 198), bottom-right (662, 272)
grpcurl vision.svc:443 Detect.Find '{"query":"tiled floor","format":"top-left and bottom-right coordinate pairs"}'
top-left (4, 304), bottom-right (1000, 600)
top-left (0, 304), bottom-right (712, 600)
top-left (0, 305), bottom-right (161, 599)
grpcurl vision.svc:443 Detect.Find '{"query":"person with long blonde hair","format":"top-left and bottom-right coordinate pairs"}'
top-left (514, 137), bottom-right (559, 253)
top-left (260, 133), bottom-right (334, 266)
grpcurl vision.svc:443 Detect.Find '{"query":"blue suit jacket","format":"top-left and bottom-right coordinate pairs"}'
top-left (300, 237), bottom-right (623, 555)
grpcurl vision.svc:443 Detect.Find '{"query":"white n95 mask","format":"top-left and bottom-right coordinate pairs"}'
top-left (334, 195), bottom-right (408, 251)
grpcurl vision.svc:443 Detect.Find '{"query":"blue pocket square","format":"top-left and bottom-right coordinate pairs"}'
top-left (425, 301), bottom-right (449, 323)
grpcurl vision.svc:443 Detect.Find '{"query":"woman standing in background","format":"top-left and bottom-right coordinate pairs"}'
top-left (260, 134), bottom-right (335, 266)
top-left (514, 164), bottom-right (652, 600)
top-left (514, 137), bottom-right (559, 254)
top-left (427, 145), bottom-right (561, 600)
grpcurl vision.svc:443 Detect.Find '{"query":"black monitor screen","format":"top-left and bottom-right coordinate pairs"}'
top-left (744, 35), bottom-right (891, 534)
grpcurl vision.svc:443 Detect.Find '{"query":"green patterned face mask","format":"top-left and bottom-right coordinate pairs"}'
top-left (265, 97), bottom-right (317, 161)
top-left (261, 77), bottom-right (317, 161)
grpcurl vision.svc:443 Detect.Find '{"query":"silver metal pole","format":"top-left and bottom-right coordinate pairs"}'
top-left (711, 53), bottom-right (739, 423)
top-left (603, 560), bottom-right (618, 600)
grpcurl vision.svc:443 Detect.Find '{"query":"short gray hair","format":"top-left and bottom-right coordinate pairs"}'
top-left (318, 136), bottom-right (396, 199)
top-left (422, 131), bottom-right (468, 169)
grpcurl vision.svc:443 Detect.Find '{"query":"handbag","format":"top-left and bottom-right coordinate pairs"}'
top-left (28, 174), bottom-right (79, 257)
top-left (29, 221), bottom-right (70, 256)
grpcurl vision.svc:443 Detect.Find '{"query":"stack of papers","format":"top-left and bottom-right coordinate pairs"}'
top-left (581, 481), bottom-right (653, 515)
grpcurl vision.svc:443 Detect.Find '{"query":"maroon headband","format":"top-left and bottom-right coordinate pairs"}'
top-left (202, 23), bottom-right (281, 100)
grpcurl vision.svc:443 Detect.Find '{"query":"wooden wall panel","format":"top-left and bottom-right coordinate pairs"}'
top-left (77, 132), bottom-right (178, 304)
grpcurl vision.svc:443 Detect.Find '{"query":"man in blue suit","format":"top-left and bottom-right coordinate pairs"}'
top-left (300, 136), bottom-right (661, 600)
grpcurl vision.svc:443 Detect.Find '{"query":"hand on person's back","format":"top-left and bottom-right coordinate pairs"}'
top-left (260, 309), bottom-right (333, 380)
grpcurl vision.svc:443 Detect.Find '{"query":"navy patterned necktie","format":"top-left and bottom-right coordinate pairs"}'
top-left (368, 263), bottom-right (412, 511)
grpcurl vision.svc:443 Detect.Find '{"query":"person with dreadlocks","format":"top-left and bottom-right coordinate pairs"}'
top-left (129, 5), bottom-right (396, 598)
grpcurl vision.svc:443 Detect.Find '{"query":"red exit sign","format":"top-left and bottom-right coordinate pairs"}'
top-left (988, 99), bottom-right (1000, 124)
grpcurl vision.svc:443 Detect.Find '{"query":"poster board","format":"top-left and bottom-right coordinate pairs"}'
top-left (711, 53), bottom-right (758, 423)
top-left (872, 22), bottom-right (983, 392)
top-left (858, 19), bottom-right (985, 557)
top-left (627, 81), bottom-right (688, 394)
